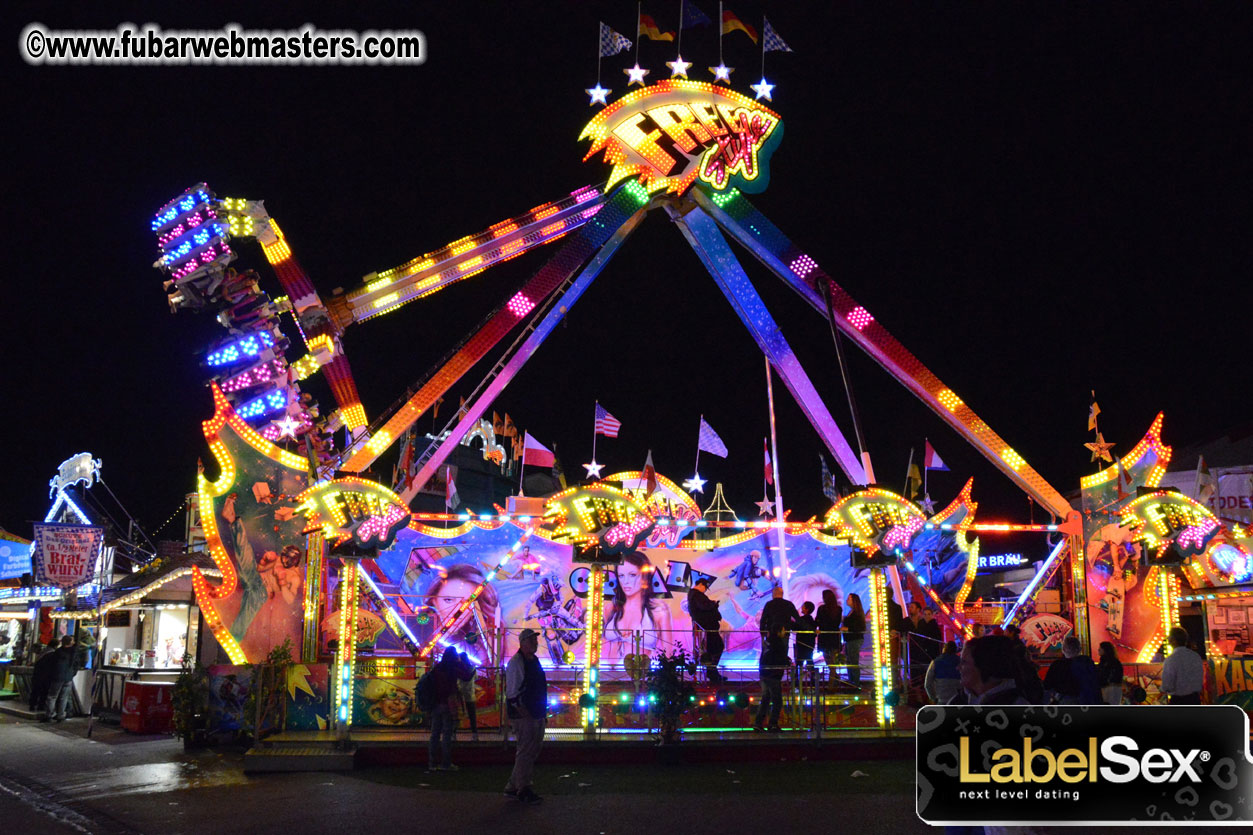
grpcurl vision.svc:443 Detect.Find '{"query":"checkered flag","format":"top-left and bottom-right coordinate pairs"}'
top-left (762, 17), bottom-right (793, 53)
top-left (599, 22), bottom-right (633, 57)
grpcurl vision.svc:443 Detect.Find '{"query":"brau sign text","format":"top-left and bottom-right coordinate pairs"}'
top-left (32, 523), bottom-right (103, 588)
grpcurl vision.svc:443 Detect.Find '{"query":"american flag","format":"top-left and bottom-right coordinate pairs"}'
top-left (594, 403), bottom-right (621, 438)
top-left (762, 17), bottom-right (793, 53)
top-left (598, 22), bottom-right (633, 57)
top-left (698, 417), bottom-right (728, 458)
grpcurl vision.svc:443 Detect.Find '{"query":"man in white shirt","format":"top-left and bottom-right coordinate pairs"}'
top-left (1159, 627), bottom-right (1205, 704)
top-left (504, 628), bottom-right (546, 805)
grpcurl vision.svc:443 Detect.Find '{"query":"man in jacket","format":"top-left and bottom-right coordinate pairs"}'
top-left (30, 640), bottom-right (59, 712)
top-left (687, 579), bottom-right (724, 683)
top-left (753, 625), bottom-right (791, 731)
top-left (504, 628), bottom-right (547, 805)
top-left (45, 635), bottom-right (79, 722)
top-left (758, 586), bottom-right (800, 646)
top-left (428, 647), bottom-right (471, 771)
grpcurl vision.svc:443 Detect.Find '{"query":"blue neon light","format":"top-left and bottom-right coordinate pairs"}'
top-left (1004, 539), bottom-right (1068, 625)
top-left (235, 388), bottom-right (286, 420)
top-left (152, 189), bottom-right (211, 231)
top-left (205, 331), bottom-right (275, 367)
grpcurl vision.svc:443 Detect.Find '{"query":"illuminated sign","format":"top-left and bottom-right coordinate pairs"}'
top-left (824, 487), bottom-right (927, 556)
top-left (48, 452), bottom-right (102, 498)
top-left (580, 80), bottom-right (783, 195)
top-left (296, 477), bottom-right (412, 552)
top-left (1120, 490), bottom-right (1224, 561)
top-left (542, 484), bottom-right (654, 554)
top-left (978, 553), bottom-right (1027, 570)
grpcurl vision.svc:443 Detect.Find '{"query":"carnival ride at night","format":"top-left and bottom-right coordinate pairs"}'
top-left (104, 65), bottom-right (1252, 738)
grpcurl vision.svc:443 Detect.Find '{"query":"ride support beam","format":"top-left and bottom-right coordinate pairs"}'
top-left (670, 203), bottom-right (867, 486)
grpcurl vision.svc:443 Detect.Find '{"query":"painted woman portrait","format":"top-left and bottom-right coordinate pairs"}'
top-left (427, 564), bottom-right (500, 664)
top-left (602, 551), bottom-right (672, 659)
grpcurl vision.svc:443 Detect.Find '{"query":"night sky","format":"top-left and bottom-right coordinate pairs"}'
top-left (4, 2), bottom-right (1249, 552)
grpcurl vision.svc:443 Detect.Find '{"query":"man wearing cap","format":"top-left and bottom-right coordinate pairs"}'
top-left (687, 579), bottom-right (724, 684)
top-left (504, 627), bottom-right (547, 805)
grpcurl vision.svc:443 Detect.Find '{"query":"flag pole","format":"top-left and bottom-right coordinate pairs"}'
top-left (905, 447), bottom-right (915, 495)
top-left (635, 3), bottom-right (641, 63)
top-left (923, 438), bottom-right (929, 499)
top-left (1193, 455), bottom-right (1203, 502)
top-left (591, 401), bottom-right (598, 465)
top-left (765, 358), bottom-right (787, 589)
top-left (518, 444), bottom-right (526, 495)
top-left (677, 0), bottom-right (684, 55)
top-left (596, 22), bottom-right (602, 85)
top-left (760, 15), bottom-right (766, 77)
top-left (718, 1), bottom-right (724, 64)
top-left (693, 415), bottom-right (702, 478)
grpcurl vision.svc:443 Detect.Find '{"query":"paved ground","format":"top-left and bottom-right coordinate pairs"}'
top-left (0, 715), bottom-right (930, 835)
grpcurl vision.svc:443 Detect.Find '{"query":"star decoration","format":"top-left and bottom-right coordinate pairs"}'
top-left (1085, 432), bottom-right (1116, 463)
top-left (682, 473), bottom-right (707, 494)
top-left (585, 83), bottom-right (610, 106)
top-left (751, 77), bottom-right (775, 101)
top-left (709, 63), bottom-right (733, 84)
top-left (666, 56), bottom-right (692, 79)
top-left (274, 414), bottom-right (302, 440)
top-left (624, 64), bottom-right (650, 87)
top-left (756, 498), bottom-right (775, 517)
top-left (582, 460), bottom-right (605, 479)
top-left (919, 494), bottom-right (937, 515)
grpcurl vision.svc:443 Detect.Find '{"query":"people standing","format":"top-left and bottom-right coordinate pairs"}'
top-left (687, 579), bottom-right (724, 684)
top-left (759, 586), bottom-right (800, 645)
top-left (30, 640), bottom-right (59, 713)
top-left (457, 651), bottom-right (478, 740)
top-left (1044, 636), bottom-right (1099, 704)
top-left (1097, 641), bottom-right (1124, 705)
top-left (44, 636), bottom-right (79, 722)
top-left (814, 590), bottom-right (843, 674)
top-left (427, 647), bottom-right (471, 772)
top-left (924, 641), bottom-right (962, 704)
top-left (953, 635), bottom-right (1032, 705)
top-left (504, 628), bottom-right (547, 805)
top-left (793, 602), bottom-right (817, 666)
top-left (753, 625), bottom-right (790, 732)
top-left (843, 593), bottom-right (866, 686)
top-left (1160, 627), bottom-right (1204, 704)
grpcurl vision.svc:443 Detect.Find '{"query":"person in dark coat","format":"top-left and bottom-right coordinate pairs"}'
top-left (30, 641), bottom-right (59, 711)
top-left (753, 625), bottom-right (790, 731)
top-left (793, 601), bottom-right (817, 666)
top-left (427, 647), bottom-right (472, 771)
top-left (45, 636), bottom-right (79, 722)
top-left (758, 586), bottom-right (799, 645)
top-left (687, 579), bottom-right (724, 683)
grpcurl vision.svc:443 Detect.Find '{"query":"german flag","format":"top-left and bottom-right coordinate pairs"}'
top-left (639, 13), bottom-right (675, 42)
top-left (721, 10), bottom-right (758, 43)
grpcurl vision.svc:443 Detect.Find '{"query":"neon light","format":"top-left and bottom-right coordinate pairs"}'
top-left (869, 568), bottom-right (893, 727)
top-left (1004, 539), bottom-right (1069, 625)
top-left (846, 306), bottom-right (874, 330)
top-left (294, 477), bottom-right (411, 550)
top-left (506, 292), bottom-right (536, 317)
top-left (205, 330), bottom-right (276, 367)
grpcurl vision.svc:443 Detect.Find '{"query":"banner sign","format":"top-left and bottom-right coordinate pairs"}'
top-left (0, 540), bottom-right (32, 580)
top-left (32, 523), bottom-right (103, 588)
top-left (917, 705), bottom-right (1253, 825)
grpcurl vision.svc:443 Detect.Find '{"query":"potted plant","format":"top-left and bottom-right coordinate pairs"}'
top-left (645, 647), bottom-right (695, 754)
top-left (172, 662), bottom-right (210, 749)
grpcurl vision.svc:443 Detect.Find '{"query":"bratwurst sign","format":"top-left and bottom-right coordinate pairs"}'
top-left (32, 523), bottom-right (103, 588)
top-left (580, 80), bottom-right (783, 195)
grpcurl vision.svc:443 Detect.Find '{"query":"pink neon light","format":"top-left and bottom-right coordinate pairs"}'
top-left (355, 504), bottom-right (409, 545)
top-left (882, 515), bottom-right (925, 552)
top-left (603, 514), bottom-right (652, 549)
top-left (1177, 517), bottom-right (1218, 551)
top-left (847, 306), bottom-right (874, 331)
top-left (791, 254), bottom-right (818, 278)
top-left (572, 187), bottom-right (600, 203)
top-left (506, 292), bottom-right (536, 318)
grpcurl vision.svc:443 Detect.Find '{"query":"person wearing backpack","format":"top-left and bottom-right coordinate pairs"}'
top-left (424, 647), bottom-right (470, 772)
top-left (504, 628), bottom-right (547, 805)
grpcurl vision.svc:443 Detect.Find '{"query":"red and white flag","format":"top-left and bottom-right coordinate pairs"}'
top-left (763, 438), bottom-right (774, 485)
top-left (642, 449), bottom-right (658, 496)
top-left (444, 466), bottom-right (460, 510)
top-left (522, 432), bottom-right (555, 468)
top-left (924, 440), bottom-right (949, 471)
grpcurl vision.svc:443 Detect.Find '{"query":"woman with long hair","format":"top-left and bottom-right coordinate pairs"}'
top-left (815, 588), bottom-right (844, 671)
top-left (428, 564), bottom-right (500, 664)
top-left (843, 592), bottom-right (867, 686)
top-left (1097, 640), bottom-right (1124, 704)
top-left (603, 551), bottom-right (672, 659)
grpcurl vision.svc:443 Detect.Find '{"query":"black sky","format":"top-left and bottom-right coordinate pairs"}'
top-left (3, 2), bottom-right (1250, 550)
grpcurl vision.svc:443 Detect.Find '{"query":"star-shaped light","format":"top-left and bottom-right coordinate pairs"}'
top-left (624, 64), bottom-right (650, 87)
top-left (585, 83), bottom-right (610, 106)
top-left (682, 473), bottom-right (706, 494)
top-left (750, 77), bottom-right (775, 101)
top-left (666, 56), bottom-right (692, 79)
top-left (274, 414), bottom-right (302, 440)
top-left (709, 63), bottom-right (733, 84)
top-left (919, 494), bottom-right (937, 515)
top-left (1085, 432), bottom-right (1116, 463)
top-left (582, 460), bottom-right (605, 479)
top-left (756, 498), bottom-right (775, 517)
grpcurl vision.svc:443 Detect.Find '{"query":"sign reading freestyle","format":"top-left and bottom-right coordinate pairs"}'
top-left (32, 523), bottom-right (103, 588)
top-left (917, 705), bottom-right (1253, 825)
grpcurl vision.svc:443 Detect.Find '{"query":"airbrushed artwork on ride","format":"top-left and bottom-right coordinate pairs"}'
top-left (580, 80), bottom-right (783, 195)
top-left (197, 389), bottom-right (309, 663)
top-left (374, 521), bottom-right (872, 669)
top-left (353, 671), bottom-right (499, 729)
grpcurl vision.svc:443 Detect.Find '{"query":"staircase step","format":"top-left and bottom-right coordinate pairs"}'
top-left (244, 744), bottom-right (356, 773)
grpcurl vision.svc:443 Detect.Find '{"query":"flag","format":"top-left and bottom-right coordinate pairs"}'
top-left (522, 432), bottom-right (555, 468)
top-left (905, 448), bottom-right (922, 499)
top-left (639, 13), bottom-right (675, 41)
top-left (444, 466), bottom-right (460, 510)
top-left (1115, 457), bottom-right (1132, 501)
top-left (820, 455), bottom-right (837, 502)
top-left (1197, 456), bottom-right (1217, 503)
top-left (598, 22), bottom-right (633, 57)
top-left (393, 428), bottom-right (415, 492)
top-left (763, 438), bottom-right (774, 485)
top-left (1088, 390), bottom-right (1101, 432)
top-left (642, 450), bottom-right (658, 496)
top-left (721, 9), bottom-right (758, 42)
top-left (553, 446), bottom-right (568, 490)
top-left (492, 411), bottom-right (504, 436)
top-left (432, 395), bottom-right (443, 419)
top-left (682, 2), bottom-right (712, 28)
top-left (924, 440), bottom-right (949, 471)
top-left (458, 395), bottom-right (468, 418)
top-left (762, 17), bottom-right (793, 52)
top-left (697, 417), bottom-right (728, 457)
top-left (503, 413), bottom-right (517, 437)
top-left (594, 403), bottom-right (622, 438)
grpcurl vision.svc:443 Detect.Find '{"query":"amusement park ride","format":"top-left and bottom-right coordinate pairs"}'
top-left (133, 68), bottom-right (1249, 734)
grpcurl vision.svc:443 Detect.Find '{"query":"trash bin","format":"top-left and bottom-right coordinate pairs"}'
top-left (120, 680), bottom-right (174, 734)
